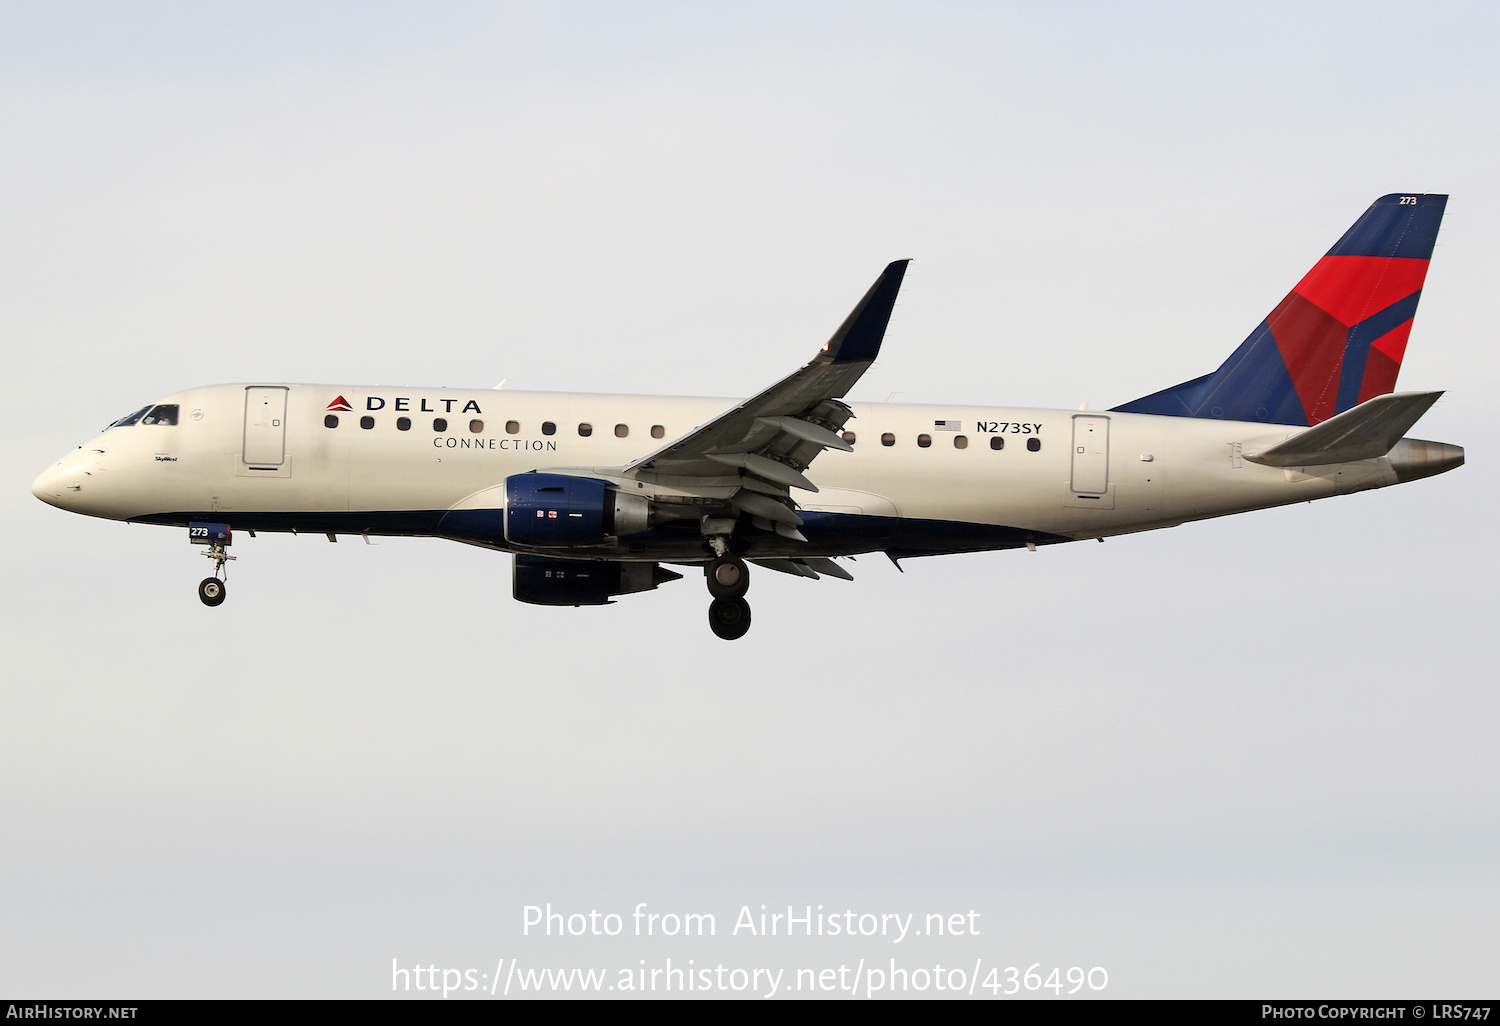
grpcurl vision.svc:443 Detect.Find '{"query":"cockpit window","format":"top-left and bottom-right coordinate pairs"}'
top-left (141, 404), bottom-right (179, 426)
top-left (108, 406), bottom-right (151, 429)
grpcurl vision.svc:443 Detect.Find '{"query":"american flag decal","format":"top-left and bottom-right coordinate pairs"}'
top-left (934, 419), bottom-right (961, 431)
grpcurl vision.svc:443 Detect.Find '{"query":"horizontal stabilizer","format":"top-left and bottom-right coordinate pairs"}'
top-left (1244, 390), bottom-right (1442, 467)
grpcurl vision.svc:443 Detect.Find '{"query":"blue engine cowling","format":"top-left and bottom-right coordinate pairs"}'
top-left (505, 473), bottom-right (610, 547)
top-left (436, 473), bottom-right (651, 550)
top-left (513, 555), bottom-right (683, 606)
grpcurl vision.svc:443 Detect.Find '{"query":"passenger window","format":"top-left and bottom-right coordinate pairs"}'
top-left (109, 406), bottom-right (151, 428)
top-left (651, 425), bottom-right (665, 439)
top-left (842, 431), bottom-right (856, 444)
top-left (917, 434), bottom-right (932, 448)
top-left (578, 423), bottom-right (593, 437)
top-left (141, 404), bottom-right (179, 426)
top-left (506, 421), bottom-right (519, 434)
top-left (542, 422), bottom-right (556, 435)
top-left (990, 436), bottom-right (1004, 450)
top-left (397, 417), bottom-right (411, 431)
top-left (615, 424), bottom-right (629, 438)
top-left (433, 418), bottom-right (448, 432)
top-left (881, 433), bottom-right (895, 447)
top-left (324, 414), bottom-right (339, 429)
top-left (1027, 437), bottom-right (1041, 451)
top-left (360, 416), bottom-right (375, 430)
top-left (954, 435), bottom-right (968, 449)
top-left (469, 419), bottom-right (484, 433)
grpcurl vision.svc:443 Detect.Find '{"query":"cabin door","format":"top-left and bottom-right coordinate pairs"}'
top-left (1070, 415), bottom-right (1110, 494)
top-left (243, 387), bottom-right (288, 467)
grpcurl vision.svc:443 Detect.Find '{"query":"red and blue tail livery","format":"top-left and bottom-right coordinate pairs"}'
top-left (1113, 194), bottom-right (1447, 426)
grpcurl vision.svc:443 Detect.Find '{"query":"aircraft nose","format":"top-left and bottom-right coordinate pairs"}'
top-left (31, 462), bottom-right (63, 505)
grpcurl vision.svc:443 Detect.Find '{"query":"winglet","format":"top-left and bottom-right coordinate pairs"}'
top-left (822, 260), bottom-right (910, 363)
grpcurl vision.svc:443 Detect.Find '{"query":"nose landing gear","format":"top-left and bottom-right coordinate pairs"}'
top-left (197, 541), bottom-right (234, 606)
top-left (190, 522), bottom-right (235, 607)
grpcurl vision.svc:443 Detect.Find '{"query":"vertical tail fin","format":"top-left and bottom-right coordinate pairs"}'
top-left (1113, 194), bottom-right (1447, 426)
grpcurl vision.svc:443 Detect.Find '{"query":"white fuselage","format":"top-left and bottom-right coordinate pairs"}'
top-left (33, 383), bottom-right (1404, 561)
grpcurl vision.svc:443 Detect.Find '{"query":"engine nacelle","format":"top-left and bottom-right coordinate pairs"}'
top-left (512, 555), bottom-right (682, 606)
top-left (503, 472), bottom-right (651, 548)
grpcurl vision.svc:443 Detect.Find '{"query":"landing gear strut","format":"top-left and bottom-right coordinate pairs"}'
top-left (197, 538), bottom-right (234, 607)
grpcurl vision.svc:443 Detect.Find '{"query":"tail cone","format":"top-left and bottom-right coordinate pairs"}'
top-left (1388, 437), bottom-right (1464, 482)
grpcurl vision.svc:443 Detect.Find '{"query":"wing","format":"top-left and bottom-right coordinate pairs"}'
top-left (622, 260), bottom-right (909, 532)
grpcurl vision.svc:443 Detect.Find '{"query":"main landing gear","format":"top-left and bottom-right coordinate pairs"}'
top-left (708, 595), bottom-right (751, 641)
top-left (706, 553), bottom-right (749, 599)
top-left (704, 548), bottom-right (751, 641)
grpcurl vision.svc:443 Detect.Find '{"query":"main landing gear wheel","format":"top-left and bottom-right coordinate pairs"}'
top-left (706, 554), bottom-right (750, 599)
top-left (708, 597), bottom-right (752, 641)
top-left (198, 577), bottom-right (226, 607)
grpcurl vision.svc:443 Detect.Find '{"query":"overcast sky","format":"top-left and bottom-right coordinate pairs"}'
top-left (2, 1), bottom-right (1496, 999)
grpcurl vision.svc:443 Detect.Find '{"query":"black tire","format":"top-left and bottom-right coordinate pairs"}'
top-left (198, 577), bottom-right (226, 607)
top-left (705, 554), bottom-right (749, 599)
top-left (708, 597), bottom-right (751, 640)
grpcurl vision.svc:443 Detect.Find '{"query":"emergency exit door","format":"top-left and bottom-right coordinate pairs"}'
top-left (1070, 415), bottom-right (1110, 494)
top-left (243, 387), bottom-right (288, 466)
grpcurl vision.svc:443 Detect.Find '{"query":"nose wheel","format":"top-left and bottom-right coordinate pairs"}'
top-left (198, 577), bottom-right (226, 607)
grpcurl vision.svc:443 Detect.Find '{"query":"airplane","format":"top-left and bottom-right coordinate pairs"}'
top-left (31, 193), bottom-right (1464, 640)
